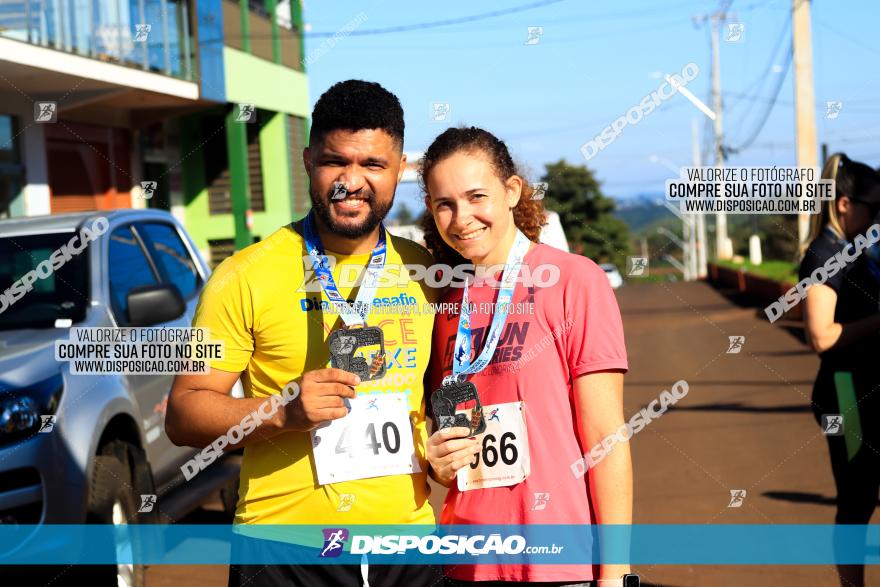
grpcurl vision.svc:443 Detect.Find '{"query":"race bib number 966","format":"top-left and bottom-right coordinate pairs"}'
top-left (458, 401), bottom-right (530, 491)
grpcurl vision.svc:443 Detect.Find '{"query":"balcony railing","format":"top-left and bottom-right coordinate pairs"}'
top-left (0, 0), bottom-right (195, 80)
top-left (222, 0), bottom-right (302, 71)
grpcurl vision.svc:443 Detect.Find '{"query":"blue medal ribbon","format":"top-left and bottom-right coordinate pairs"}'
top-left (302, 211), bottom-right (387, 327)
top-left (443, 230), bottom-right (531, 386)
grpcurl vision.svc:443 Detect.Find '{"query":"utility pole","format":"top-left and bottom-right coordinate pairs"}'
top-left (651, 153), bottom-right (696, 281)
top-left (692, 118), bottom-right (708, 278)
top-left (681, 202), bottom-right (693, 281)
top-left (792, 0), bottom-right (818, 247)
top-left (709, 13), bottom-right (730, 259)
top-left (695, 1), bottom-right (733, 260)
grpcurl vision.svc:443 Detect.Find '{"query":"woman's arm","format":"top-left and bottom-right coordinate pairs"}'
top-left (573, 370), bottom-right (632, 582)
top-left (803, 283), bottom-right (880, 353)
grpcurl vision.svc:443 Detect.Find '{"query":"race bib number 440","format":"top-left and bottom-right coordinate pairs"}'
top-left (311, 392), bottom-right (421, 485)
top-left (457, 401), bottom-right (530, 491)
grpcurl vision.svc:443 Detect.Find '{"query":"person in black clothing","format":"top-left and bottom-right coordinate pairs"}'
top-left (799, 153), bottom-right (880, 587)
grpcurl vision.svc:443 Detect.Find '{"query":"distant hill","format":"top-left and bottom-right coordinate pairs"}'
top-left (614, 196), bottom-right (800, 262)
top-left (614, 194), bottom-right (678, 235)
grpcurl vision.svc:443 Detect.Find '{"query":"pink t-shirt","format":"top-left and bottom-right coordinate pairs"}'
top-left (429, 243), bottom-right (628, 582)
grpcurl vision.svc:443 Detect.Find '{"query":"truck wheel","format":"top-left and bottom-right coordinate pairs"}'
top-left (83, 443), bottom-right (147, 587)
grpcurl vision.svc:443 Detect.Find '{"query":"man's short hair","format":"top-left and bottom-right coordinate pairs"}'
top-left (309, 80), bottom-right (404, 150)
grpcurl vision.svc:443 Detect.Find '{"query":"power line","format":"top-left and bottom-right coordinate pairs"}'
top-left (726, 41), bottom-right (792, 155)
top-left (815, 18), bottom-right (880, 56)
top-left (726, 16), bottom-right (791, 118)
top-left (303, 0), bottom-right (569, 38)
top-left (302, 0), bottom-right (722, 38)
top-left (726, 92), bottom-right (792, 106)
top-left (302, 14), bottom-right (691, 52)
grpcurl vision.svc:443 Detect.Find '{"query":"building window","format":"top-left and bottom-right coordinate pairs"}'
top-left (0, 115), bottom-right (23, 218)
top-left (45, 123), bottom-right (132, 212)
top-left (288, 114), bottom-right (308, 216)
top-left (203, 114), bottom-right (232, 215)
top-left (208, 238), bottom-right (236, 267)
top-left (222, 0), bottom-right (245, 52)
top-left (246, 117), bottom-right (265, 212)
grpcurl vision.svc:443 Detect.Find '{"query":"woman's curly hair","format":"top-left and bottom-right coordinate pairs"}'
top-left (418, 127), bottom-right (547, 265)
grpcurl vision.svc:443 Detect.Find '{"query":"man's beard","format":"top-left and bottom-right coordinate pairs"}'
top-left (309, 185), bottom-right (394, 239)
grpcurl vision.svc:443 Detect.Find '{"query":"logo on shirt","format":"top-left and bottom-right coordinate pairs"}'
top-left (300, 294), bottom-right (418, 312)
top-left (444, 321), bottom-right (531, 369)
top-left (487, 408), bottom-right (501, 422)
top-left (320, 528), bottom-right (349, 557)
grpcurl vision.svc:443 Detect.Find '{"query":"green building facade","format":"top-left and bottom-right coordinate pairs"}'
top-left (179, 0), bottom-right (310, 265)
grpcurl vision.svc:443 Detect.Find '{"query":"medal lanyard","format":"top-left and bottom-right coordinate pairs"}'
top-left (302, 211), bottom-right (387, 327)
top-left (444, 230), bottom-right (530, 386)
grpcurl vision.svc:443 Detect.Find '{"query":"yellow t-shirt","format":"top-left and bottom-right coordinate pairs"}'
top-left (192, 223), bottom-right (437, 535)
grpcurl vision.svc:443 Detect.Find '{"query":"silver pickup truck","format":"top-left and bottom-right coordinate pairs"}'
top-left (0, 210), bottom-right (241, 586)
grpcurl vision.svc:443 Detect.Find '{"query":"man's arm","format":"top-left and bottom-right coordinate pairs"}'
top-left (166, 367), bottom-right (360, 451)
top-left (166, 369), bottom-right (283, 450)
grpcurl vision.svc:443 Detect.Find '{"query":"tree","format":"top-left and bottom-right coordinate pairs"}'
top-left (396, 203), bottom-right (414, 224)
top-left (540, 159), bottom-right (631, 270)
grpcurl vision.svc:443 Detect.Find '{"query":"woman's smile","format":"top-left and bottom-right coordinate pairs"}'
top-left (454, 226), bottom-right (488, 242)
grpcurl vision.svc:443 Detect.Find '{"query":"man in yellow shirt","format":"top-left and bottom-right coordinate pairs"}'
top-left (167, 80), bottom-right (441, 587)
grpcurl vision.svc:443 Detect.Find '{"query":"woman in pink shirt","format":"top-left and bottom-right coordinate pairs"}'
top-left (420, 127), bottom-right (633, 586)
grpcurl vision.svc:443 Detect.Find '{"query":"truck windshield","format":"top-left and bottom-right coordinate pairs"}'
top-left (0, 233), bottom-right (89, 330)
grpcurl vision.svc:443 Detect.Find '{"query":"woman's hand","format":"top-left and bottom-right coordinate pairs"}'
top-left (427, 427), bottom-right (480, 486)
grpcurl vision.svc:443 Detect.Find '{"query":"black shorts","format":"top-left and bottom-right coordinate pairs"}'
top-left (227, 534), bottom-right (445, 587)
top-left (445, 581), bottom-right (594, 587)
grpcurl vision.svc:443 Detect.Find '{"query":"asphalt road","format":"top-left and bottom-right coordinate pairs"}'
top-left (148, 281), bottom-right (874, 586)
top-left (613, 280), bottom-right (874, 586)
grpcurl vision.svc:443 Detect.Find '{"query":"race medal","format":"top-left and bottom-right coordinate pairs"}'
top-left (301, 211), bottom-right (388, 379)
top-left (435, 231), bottom-right (531, 438)
top-left (328, 326), bottom-right (386, 381)
top-left (457, 401), bottom-right (530, 491)
top-left (311, 392), bottom-right (420, 485)
top-left (431, 380), bottom-right (486, 436)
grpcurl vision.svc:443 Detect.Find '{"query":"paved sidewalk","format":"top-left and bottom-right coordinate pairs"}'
top-left (617, 281), bottom-right (875, 587)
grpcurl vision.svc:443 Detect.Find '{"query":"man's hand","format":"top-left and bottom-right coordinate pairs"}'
top-left (426, 427), bottom-right (480, 486)
top-left (281, 368), bottom-right (360, 432)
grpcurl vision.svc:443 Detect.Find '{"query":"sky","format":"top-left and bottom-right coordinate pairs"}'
top-left (299, 0), bottom-right (880, 214)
